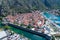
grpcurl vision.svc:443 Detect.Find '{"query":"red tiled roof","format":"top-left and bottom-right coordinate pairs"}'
top-left (6, 11), bottom-right (44, 27)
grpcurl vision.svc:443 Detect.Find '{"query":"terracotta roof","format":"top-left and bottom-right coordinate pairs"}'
top-left (6, 11), bottom-right (44, 26)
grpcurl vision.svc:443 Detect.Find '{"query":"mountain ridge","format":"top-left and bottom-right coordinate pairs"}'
top-left (0, 0), bottom-right (60, 16)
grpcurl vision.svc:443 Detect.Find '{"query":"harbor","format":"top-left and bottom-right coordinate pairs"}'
top-left (0, 11), bottom-right (60, 40)
top-left (0, 0), bottom-right (60, 40)
top-left (0, 21), bottom-right (50, 40)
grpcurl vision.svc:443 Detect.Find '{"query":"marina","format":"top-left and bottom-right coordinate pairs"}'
top-left (0, 0), bottom-right (60, 40)
top-left (43, 12), bottom-right (60, 26)
top-left (0, 21), bottom-right (51, 40)
top-left (0, 11), bottom-right (60, 40)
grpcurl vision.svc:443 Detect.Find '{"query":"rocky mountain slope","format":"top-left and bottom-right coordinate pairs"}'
top-left (0, 0), bottom-right (60, 16)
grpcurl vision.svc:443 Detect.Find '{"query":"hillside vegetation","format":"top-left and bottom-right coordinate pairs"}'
top-left (0, 0), bottom-right (60, 16)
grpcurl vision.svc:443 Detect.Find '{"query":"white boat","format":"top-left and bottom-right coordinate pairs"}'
top-left (55, 21), bottom-right (60, 24)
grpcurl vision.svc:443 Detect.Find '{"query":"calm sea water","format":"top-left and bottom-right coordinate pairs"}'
top-left (9, 26), bottom-right (46, 40)
top-left (43, 12), bottom-right (60, 26)
top-left (0, 22), bottom-right (46, 40)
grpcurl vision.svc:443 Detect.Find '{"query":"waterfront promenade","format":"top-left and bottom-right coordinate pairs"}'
top-left (41, 12), bottom-right (60, 36)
